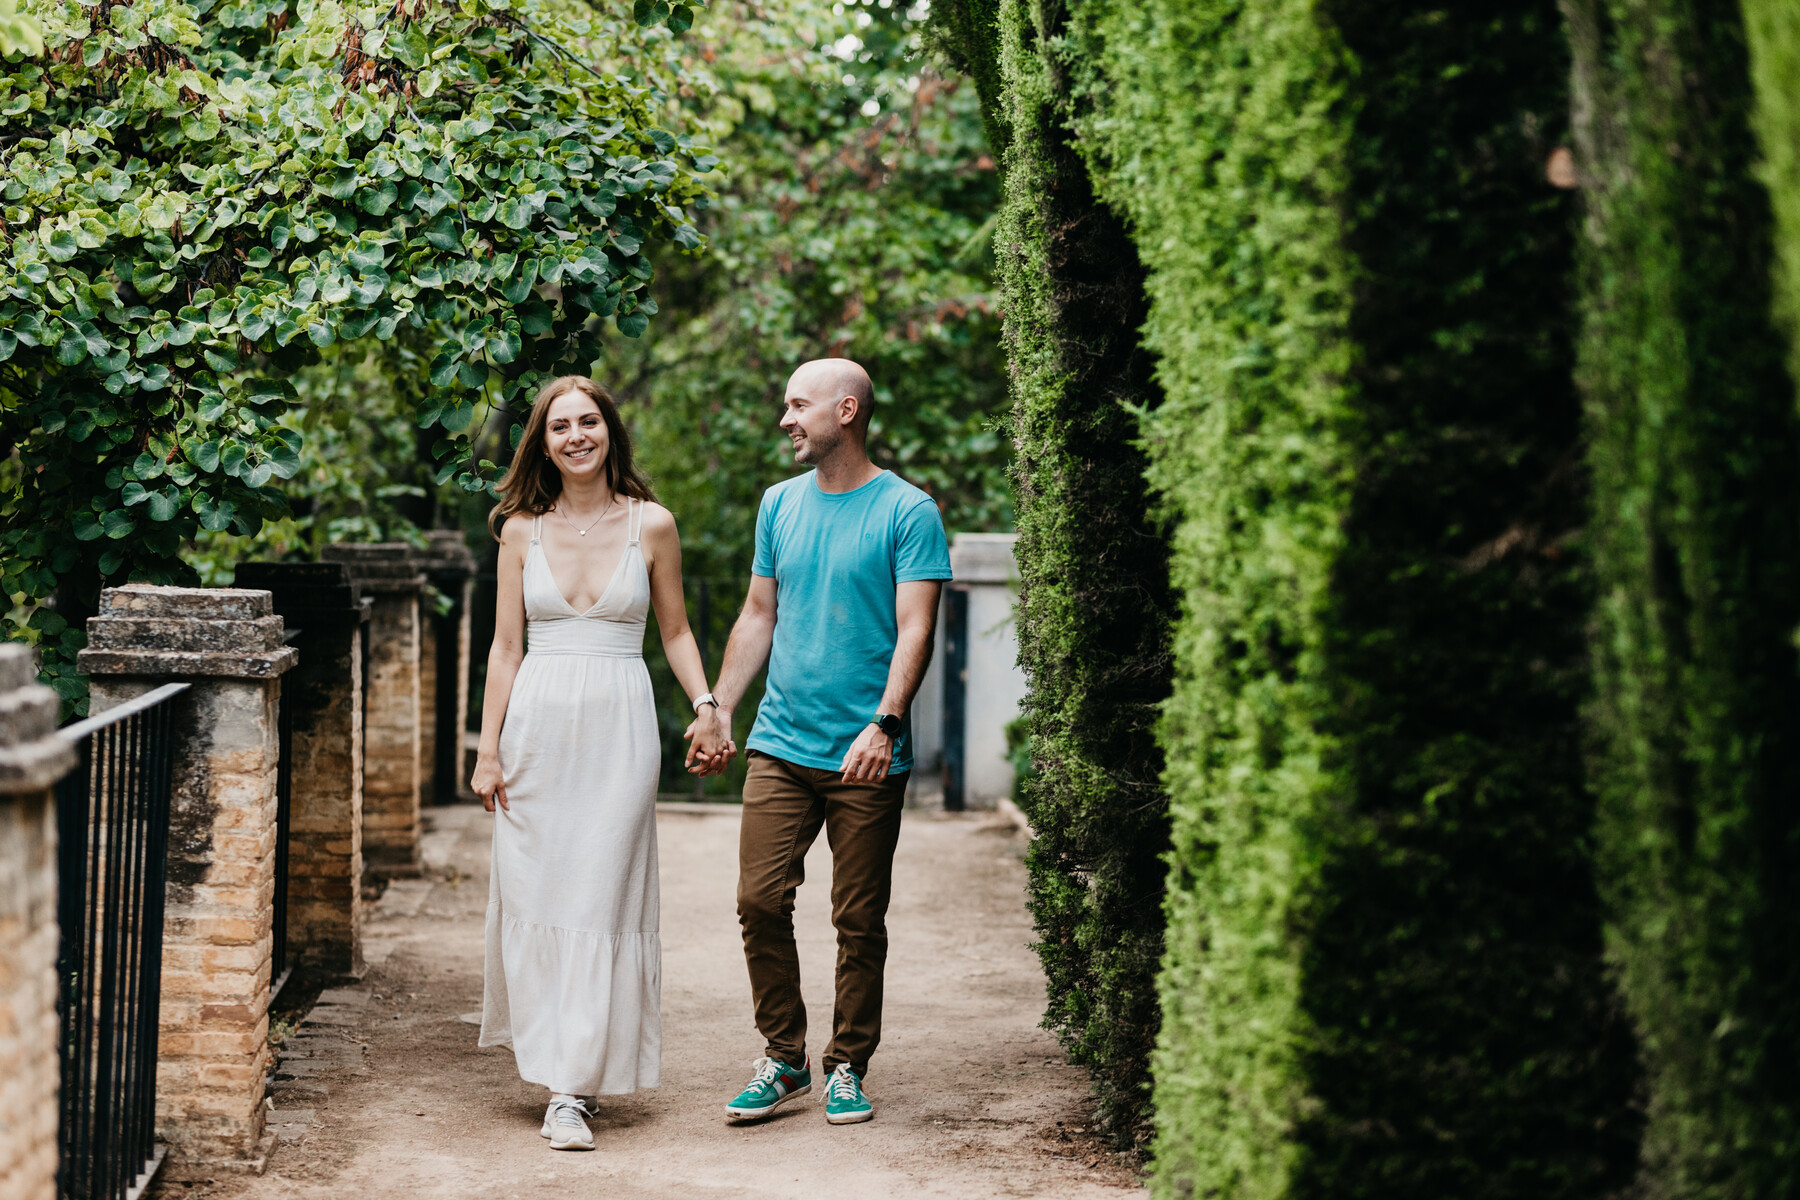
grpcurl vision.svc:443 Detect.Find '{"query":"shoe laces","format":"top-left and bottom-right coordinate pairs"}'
top-left (549, 1099), bottom-right (589, 1129)
top-left (748, 1056), bottom-right (784, 1089)
top-left (827, 1063), bottom-right (861, 1102)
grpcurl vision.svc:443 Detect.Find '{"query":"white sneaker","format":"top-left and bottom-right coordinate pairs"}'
top-left (540, 1099), bottom-right (595, 1150)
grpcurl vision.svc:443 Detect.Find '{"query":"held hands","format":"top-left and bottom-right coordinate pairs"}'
top-left (839, 722), bottom-right (893, 784)
top-left (471, 752), bottom-right (509, 812)
top-left (684, 705), bottom-right (736, 776)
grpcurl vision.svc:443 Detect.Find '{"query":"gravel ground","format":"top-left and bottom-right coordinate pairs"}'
top-left (153, 803), bottom-right (1145, 1200)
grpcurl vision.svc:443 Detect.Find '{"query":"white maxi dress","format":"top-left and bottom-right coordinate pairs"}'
top-left (480, 500), bottom-right (662, 1096)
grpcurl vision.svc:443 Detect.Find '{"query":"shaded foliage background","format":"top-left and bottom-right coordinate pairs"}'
top-left (599, 0), bottom-right (1010, 791)
top-left (1, 0), bottom-right (711, 713)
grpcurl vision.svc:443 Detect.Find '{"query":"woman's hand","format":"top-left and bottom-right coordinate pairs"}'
top-left (471, 752), bottom-right (509, 812)
top-left (684, 706), bottom-right (736, 776)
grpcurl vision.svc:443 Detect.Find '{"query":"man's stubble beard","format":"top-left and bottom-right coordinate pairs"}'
top-left (792, 424), bottom-right (843, 465)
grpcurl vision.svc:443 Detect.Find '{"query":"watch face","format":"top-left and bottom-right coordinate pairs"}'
top-left (877, 714), bottom-right (902, 737)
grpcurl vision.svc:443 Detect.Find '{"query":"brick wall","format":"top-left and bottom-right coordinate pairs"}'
top-left (0, 785), bottom-right (61, 1200)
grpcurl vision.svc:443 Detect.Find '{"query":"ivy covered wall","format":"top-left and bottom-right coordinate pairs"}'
top-left (1066, 0), bottom-right (1639, 1194)
top-left (935, 0), bottom-right (1176, 1141)
top-left (1567, 1), bottom-right (1800, 1195)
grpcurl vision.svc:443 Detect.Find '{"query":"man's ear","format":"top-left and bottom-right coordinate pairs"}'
top-left (838, 395), bottom-right (859, 427)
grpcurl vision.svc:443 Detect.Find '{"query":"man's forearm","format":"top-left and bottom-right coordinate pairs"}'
top-left (877, 624), bottom-right (934, 718)
top-left (713, 611), bottom-right (776, 711)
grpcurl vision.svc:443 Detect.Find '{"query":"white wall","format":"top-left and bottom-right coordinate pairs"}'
top-left (904, 600), bottom-right (947, 807)
top-left (962, 575), bottom-right (1027, 807)
top-left (948, 534), bottom-right (1026, 810)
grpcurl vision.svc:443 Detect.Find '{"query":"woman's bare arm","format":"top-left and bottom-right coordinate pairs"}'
top-left (642, 504), bottom-right (731, 767)
top-left (470, 516), bottom-right (529, 811)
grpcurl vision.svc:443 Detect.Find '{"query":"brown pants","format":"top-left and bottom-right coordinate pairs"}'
top-left (738, 750), bottom-right (908, 1077)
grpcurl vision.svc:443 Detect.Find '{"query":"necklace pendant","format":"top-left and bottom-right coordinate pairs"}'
top-left (579, 530), bottom-right (586, 535)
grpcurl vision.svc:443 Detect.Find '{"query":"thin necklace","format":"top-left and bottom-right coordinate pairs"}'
top-left (553, 496), bottom-right (614, 537)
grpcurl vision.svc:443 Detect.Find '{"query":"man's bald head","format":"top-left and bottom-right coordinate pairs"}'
top-left (780, 357), bottom-right (878, 469)
top-left (788, 358), bottom-right (874, 432)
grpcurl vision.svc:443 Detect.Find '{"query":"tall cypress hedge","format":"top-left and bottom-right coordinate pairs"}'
top-left (1744, 2), bottom-right (1800, 396)
top-left (1064, 1), bottom-right (1640, 1194)
top-left (1566, 1), bottom-right (1800, 1194)
top-left (936, 0), bottom-right (1176, 1141)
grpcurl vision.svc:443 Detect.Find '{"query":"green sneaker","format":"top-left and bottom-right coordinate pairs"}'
top-left (725, 1056), bottom-right (812, 1122)
top-left (824, 1063), bottom-right (873, 1125)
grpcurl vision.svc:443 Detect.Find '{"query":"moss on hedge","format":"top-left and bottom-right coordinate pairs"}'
top-left (1066, 0), bottom-right (1640, 1194)
top-left (984, 0), bottom-right (1176, 1143)
top-left (1744, 0), bottom-right (1800, 400)
top-left (924, 0), bottom-right (1010, 170)
top-left (1567, 1), bottom-right (1800, 1194)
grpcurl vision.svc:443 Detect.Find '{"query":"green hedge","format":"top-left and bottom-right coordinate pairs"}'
top-left (940, 0), bottom-right (1177, 1142)
top-left (1745, 0), bottom-right (1800, 396)
top-left (1065, 0), bottom-right (1640, 1194)
top-left (1567, 1), bottom-right (1800, 1194)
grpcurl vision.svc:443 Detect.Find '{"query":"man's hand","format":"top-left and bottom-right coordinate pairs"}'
top-left (684, 705), bottom-right (736, 776)
top-left (839, 722), bottom-right (893, 784)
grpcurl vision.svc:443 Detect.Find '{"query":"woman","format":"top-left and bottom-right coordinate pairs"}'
top-left (470, 375), bottom-right (731, 1151)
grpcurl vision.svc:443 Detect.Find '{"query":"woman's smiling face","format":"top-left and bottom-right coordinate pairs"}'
top-left (543, 389), bottom-right (609, 484)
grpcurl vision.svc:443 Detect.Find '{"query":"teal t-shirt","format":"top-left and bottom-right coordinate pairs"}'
top-left (746, 469), bottom-right (952, 774)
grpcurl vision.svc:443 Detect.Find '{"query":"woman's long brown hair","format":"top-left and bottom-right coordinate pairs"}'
top-left (488, 376), bottom-right (657, 540)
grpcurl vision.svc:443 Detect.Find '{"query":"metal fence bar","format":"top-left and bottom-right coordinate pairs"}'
top-left (272, 642), bottom-right (295, 999)
top-left (56, 682), bottom-right (186, 1200)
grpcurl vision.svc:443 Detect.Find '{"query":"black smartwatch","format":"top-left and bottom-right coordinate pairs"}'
top-left (873, 712), bottom-right (902, 738)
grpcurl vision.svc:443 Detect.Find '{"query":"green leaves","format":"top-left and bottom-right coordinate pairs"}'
top-left (179, 107), bottom-right (220, 142)
top-left (3, 0), bottom-right (715, 688)
top-left (634, 0), bottom-right (696, 32)
top-left (429, 353), bottom-right (461, 388)
top-left (186, 438), bottom-right (222, 472)
top-left (324, 167), bottom-right (361, 200)
top-left (193, 495), bottom-right (236, 532)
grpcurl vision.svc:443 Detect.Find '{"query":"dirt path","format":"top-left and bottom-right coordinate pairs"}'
top-left (157, 804), bottom-right (1144, 1200)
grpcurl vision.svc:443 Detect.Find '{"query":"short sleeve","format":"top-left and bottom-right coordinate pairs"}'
top-left (894, 498), bottom-right (953, 582)
top-left (752, 488), bottom-right (777, 577)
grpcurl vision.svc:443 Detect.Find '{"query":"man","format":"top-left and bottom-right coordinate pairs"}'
top-left (687, 357), bottom-right (950, 1126)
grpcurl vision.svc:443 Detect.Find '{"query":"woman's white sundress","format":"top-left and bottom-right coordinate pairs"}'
top-left (480, 499), bottom-right (662, 1096)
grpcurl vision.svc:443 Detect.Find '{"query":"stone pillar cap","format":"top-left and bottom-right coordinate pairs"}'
top-left (0, 642), bottom-right (76, 794)
top-left (418, 530), bottom-right (477, 577)
top-left (319, 544), bottom-right (426, 593)
top-left (78, 584), bottom-right (297, 679)
top-left (950, 532), bottom-right (1020, 585)
top-left (233, 561), bottom-right (367, 623)
top-left (319, 542), bottom-right (414, 563)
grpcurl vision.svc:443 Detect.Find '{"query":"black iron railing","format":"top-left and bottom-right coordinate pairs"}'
top-left (271, 629), bottom-right (299, 999)
top-left (55, 682), bottom-right (188, 1200)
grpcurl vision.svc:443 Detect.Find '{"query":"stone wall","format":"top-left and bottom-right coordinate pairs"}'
top-left (285, 626), bottom-right (364, 974)
top-left (80, 585), bottom-right (295, 1167)
top-left (234, 563), bottom-right (368, 977)
top-left (417, 603), bottom-right (438, 807)
top-left (320, 546), bottom-right (423, 879)
top-left (0, 644), bottom-right (76, 1200)
top-left (420, 530), bottom-right (476, 804)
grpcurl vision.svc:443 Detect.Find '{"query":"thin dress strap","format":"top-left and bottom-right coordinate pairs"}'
top-left (531, 514), bottom-right (542, 544)
top-left (627, 498), bottom-right (642, 547)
